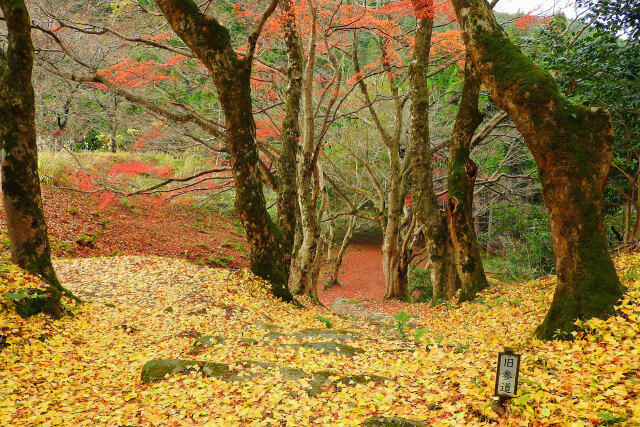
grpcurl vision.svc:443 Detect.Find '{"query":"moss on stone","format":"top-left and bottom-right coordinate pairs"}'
top-left (363, 417), bottom-right (427, 427)
top-left (140, 359), bottom-right (230, 383)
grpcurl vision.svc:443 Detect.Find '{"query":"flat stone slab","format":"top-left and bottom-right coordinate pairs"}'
top-left (263, 331), bottom-right (288, 339)
top-left (363, 417), bottom-right (427, 426)
top-left (141, 358), bottom-right (394, 399)
top-left (285, 341), bottom-right (365, 356)
top-left (252, 322), bottom-right (281, 330)
top-left (292, 328), bottom-right (360, 341)
top-left (335, 374), bottom-right (391, 387)
top-left (190, 335), bottom-right (258, 354)
top-left (141, 359), bottom-right (229, 383)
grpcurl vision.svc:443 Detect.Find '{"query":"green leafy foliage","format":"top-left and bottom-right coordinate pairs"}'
top-left (315, 315), bottom-right (333, 329)
top-left (407, 267), bottom-right (433, 302)
top-left (395, 311), bottom-right (411, 338)
top-left (480, 202), bottom-right (554, 280)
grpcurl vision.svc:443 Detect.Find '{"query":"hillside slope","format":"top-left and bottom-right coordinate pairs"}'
top-left (0, 185), bottom-right (249, 268)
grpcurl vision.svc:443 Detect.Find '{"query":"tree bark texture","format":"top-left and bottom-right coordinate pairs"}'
top-left (409, 15), bottom-right (460, 304)
top-left (450, 0), bottom-right (624, 338)
top-left (155, 0), bottom-right (293, 301)
top-left (447, 54), bottom-right (490, 303)
top-left (0, 0), bottom-right (63, 316)
top-left (291, 0), bottom-right (320, 300)
top-left (276, 0), bottom-right (302, 268)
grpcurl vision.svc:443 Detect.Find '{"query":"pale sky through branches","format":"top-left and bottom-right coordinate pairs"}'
top-left (494, 0), bottom-right (579, 17)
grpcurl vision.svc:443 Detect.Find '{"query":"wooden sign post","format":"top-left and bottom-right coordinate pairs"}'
top-left (493, 347), bottom-right (521, 415)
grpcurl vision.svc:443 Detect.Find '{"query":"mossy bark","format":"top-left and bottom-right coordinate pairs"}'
top-left (447, 54), bottom-right (489, 303)
top-left (409, 15), bottom-right (460, 304)
top-left (451, 0), bottom-right (624, 338)
top-left (0, 0), bottom-right (63, 315)
top-left (155, 0), bottom-right (292, 301)
top-left (290, 2), bottom-right (321, 301)
top-left (381, 183), bottom-right (409, 300)
top-left (276, 0), bottom-right (302, 268)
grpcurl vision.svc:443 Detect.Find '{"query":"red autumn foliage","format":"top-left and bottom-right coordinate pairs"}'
top-left (132, 122), bottom-right (164, 152)
top-left (108, 161), bottom-right (174, 177)
top-left (93, 57), bottom-right (178, 90)
top-left (0, 185), bottom-right (249, 268)
top-left (514, 13), bottom-right (553, 30)
top-left (69, 170), bottom-right (98, 192)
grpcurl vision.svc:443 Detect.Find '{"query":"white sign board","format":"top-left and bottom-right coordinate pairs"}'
top-left (495, 350), bottom-right (520, 397)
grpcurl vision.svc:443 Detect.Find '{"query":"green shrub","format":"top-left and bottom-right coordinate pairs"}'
top-left (395, 311), bottom-right (411, 338)
top-left (480, 202), bottom-right (554, 281)
top-left (408, 267), bottom-right (433, 302)
top-left (315, 315), bottom-right (333, 329)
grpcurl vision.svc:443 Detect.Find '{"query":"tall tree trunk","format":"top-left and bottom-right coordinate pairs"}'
top-left (450, 0), bottom-right (624, 338)
top-left (276, 0), bottom-right (302, 268)
top-left (309, 178), bottom-right (329, 301)
top-left (409, 13), bottom-right (460, 304)
top-left (109, 95), bottom-right (120, 153)
top-left (382, 163), bottom-right (408, 300)
top-left (624, 200), bottom-right (632, 242)
top-left (326, 218), bottom-right (336, 263)
top-left (447, 54), bottom-right (489, 303)
top-left (155, 0), bottom-right (293, 301)
top-left (382, 218), bottom-right (406, 299)
top-left (0, 0), bottom-right (63, 316)
top-left (292, 0), bottom-right (320, 300)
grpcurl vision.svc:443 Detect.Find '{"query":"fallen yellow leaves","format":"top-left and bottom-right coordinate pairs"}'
top-left (0, 253), bottom-right (639, 425)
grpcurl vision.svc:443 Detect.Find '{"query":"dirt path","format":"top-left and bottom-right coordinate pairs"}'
top-left (319, 242), bottom-right (412, 319)
top-left (319, 243), bottom-right (385, 305)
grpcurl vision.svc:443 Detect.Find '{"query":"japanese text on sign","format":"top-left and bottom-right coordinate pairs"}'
top-left (495, 350), bottom-right (520, 397)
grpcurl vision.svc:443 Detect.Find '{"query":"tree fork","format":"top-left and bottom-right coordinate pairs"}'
top-left (450, 0), bottom-right (624, 337)
top-left (155, 0), bottom-right (293, 301)
top-left (447, 54), bottom-right (489, 303)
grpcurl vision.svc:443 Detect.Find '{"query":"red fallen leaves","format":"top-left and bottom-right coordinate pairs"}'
top-left (0, 185), bottom-right (249, 269)
top-left (108, 161), bottom-right (174, 177)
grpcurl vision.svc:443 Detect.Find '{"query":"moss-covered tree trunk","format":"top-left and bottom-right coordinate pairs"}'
top-left (276, 0), bottom-right (302, 268)
top-left (155, 0), bottom-right (293, 301)
top-left (290, 0), bottom-right (320, 301)
top-left (451, 0), bottom-right (624, 338)
top-left (447, 54), bottom-right (489, 303)
top-left (0, 0), bottom-right (64, 316)
top-left (382, 160), bottom-right (409, 300)
top-left (409, 14), bottom-right (460, 304)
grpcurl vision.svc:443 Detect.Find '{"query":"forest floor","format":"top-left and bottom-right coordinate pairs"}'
top-left (0, 185), bottom-right (249, 269)
top-left (1, 252), bottom-right (639, 425)
top-left (1, 186), bottom-right (640, 425)
top-left (0, 185), bottom-right (401, 316)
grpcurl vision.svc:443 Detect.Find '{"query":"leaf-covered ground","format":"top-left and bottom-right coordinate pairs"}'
top-left (1, 253), bottom-right (639, 426)
top-left (0, 185), bottom-right (249, 268)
